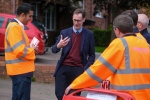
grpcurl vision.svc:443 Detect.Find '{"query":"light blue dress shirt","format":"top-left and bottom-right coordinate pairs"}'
top-left (73, 26), bottom-right (83, 34)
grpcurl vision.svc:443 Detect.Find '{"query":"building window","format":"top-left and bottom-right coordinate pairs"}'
top-left (133, 8), bottom-right (138, 13)
top-left (43, 5), bottom-right (56, 31)
top-left (95, 11), bottom-right (103, 18)
top-left (32, 3), bottom-right (38, 18)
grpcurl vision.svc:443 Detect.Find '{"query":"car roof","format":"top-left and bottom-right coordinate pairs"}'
top-left (0, 13), bottom-right (43, 33)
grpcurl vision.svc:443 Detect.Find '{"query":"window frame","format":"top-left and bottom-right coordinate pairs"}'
top-left (95, 11), bottom-right (103, 18)
top-left (43, 5), bottom-right (56, 31)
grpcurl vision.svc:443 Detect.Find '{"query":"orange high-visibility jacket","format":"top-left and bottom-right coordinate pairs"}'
top-left (136, 32), bottom-right (146, 41)
top-left (5, 22), bottom-right (36, 75)
top-left (70, 35), bottom-right (150, 100)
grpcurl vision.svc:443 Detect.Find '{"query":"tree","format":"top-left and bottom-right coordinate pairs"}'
top-left (93, 0), bottom-right (150, 13)
top-left (93, 0), bottom-right (150, 41)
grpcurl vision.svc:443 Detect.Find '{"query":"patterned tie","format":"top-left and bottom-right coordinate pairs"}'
top-left (76, 31), bottom-right (79, 34)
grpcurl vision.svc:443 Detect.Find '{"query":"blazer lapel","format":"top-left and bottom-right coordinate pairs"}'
top-left (81, 28), bottom-right (86, 53)
top-left (66, 27), bottom-right (73, 51)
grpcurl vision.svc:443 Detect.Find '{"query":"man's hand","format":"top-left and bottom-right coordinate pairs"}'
top-left (65, 85), bottom-right (72, 95)
top-left (30, 44), bottom-right (39, 54)
top-left (57, 35), bottom-right (70, 49)
top-left (34, 46), bottom-right (39, 54)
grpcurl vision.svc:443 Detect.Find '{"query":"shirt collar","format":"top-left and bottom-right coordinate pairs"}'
top-left (14, 18), bottom-right (24, 29)
top-left (73, 26), bottom-right (82, 33)
top-left (133, 27), bottom-right (139, 33)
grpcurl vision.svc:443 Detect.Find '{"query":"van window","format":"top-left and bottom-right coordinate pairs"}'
top-left (0, 17), bottom-right (4, 28)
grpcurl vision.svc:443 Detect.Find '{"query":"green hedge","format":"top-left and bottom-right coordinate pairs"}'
top-left (93, 28), bottom-right (112, 46)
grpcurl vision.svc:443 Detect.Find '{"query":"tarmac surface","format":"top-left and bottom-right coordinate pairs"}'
top-left (0, 78), bottom-right (57, 100)
top-left (0, 47), bottom-right (100, 100)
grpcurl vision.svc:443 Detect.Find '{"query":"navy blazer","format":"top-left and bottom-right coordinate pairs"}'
top-left (140, 28), bottom-right (150, 44)
top-left (51, 27), bottom-right (95, 77)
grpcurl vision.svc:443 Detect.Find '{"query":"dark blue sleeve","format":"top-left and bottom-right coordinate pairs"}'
top-left (84, 31), bottom-right (95, 70)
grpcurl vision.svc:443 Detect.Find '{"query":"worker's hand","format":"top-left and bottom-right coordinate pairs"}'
top-left (30, 44), bottom-right (39, 54)
top-left (65, 85), bottom-right (72, 95)
top-left (57, 35), bottom-right (70, 49)
top-left (34, 46), bottom-right (39, 54)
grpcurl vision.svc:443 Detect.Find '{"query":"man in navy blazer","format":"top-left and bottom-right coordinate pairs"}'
top-left (51, 8), bottom-right (95, 100)
top-left (137, 14), bottom-right (150, 44)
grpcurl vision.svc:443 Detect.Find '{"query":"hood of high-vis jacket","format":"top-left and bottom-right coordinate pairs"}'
top-left (5, 22), bottom-right (36, 75)
top-left (70, 35), bottom-right (150, 100)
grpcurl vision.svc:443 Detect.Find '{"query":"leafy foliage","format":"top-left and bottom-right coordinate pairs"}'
top-left (95, 46), bottom-right (106, 53)
top-left (93, 28), bottom-right (112, 46)
top-left (93, 0), bottom-right (150, 15)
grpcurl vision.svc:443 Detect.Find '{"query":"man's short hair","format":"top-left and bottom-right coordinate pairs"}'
top-left (16, 3), bottom-right (34, 16)
top-left (113, 15), bottom-right (134, 33)
top-left (73, 8), bottom-right (86, 18)
top-left (121, 10), bottom-right (138, 26)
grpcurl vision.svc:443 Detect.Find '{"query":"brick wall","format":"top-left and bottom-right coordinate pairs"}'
top-left (0, 0), bottom-right (13, 13)
top-left (0, 0), bottom-right (23, 14)
top-left (34, 64), bottom-right (55, 83)
top-left (0, 56), bottom-right (55, 83)
top-left (0, 56), bottom-right (9, 79)
top-left (84, 0), bottom-right (106, 29)
top-left (58, 0), bottom-right (106, 31)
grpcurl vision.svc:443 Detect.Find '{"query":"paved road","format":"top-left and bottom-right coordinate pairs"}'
top-left (0, 78), bottom-right (57, 100)
top-left (0, 48), bottom-right (58, 100)
top-left (0, 47), bottom-right (101, 100)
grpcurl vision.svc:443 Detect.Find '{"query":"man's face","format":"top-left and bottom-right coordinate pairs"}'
top-left (22, 10), bottom-right (33, 25)
top-left (136, 21), bottom-right (142, 31)
top-left (72, 13), bottom-right (85, 30)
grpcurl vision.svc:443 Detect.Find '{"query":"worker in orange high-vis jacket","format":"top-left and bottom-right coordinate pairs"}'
top-left (65, 15), bottom-right (150, 100)
top-left (4, 3), bottom-right (38, 100)
top-left (121, 10), bottom-right (146, 42)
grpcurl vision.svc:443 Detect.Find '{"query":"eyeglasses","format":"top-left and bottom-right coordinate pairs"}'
top-left (73, 19), bottom-right (83, 23)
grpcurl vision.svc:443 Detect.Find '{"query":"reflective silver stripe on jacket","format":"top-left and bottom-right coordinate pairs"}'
top-left (120, 38), bottom-right (130, 69)
top-left (5, 59), bottom-right (26, 64)
top-left (5, 41), bottom-right (23, 52)
top-left (98, 56), bottom-right (116, 73)
top-left (5, 24), bottom-right (15, 52)
top-left (85, 56), bottom-right (117, 83)
top-left (86, 38), bottom-right (150, 90)
top-left (18, 47), bottom-right (28, 59)
top-left (116, 38), bottom-right (150, 74)
top-left (5, 23), bottom-right (28, 64)
top-left (86, 68), bottom-right (103, 83)
top-left (112, 38), bottom-right (150, 90)
top-left (111, 84), bottom-right (150, 90)
top-left (22, 30), bottom-right (27, 45)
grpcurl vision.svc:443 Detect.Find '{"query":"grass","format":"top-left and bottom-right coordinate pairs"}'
top-left (31, 77), bottom-right (35, 82)
top-left (95, 46), bottom-right (106, 53)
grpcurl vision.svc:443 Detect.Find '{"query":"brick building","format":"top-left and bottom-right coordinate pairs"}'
top-left (0, 0), bottom-right (107, 83)
top-left (0, 0), bottom-right (107, 46)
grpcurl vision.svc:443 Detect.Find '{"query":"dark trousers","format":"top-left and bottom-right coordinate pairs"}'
top-left (10, 76), bottom-right (31, 100)
top-left (55, 65), bottom-right (84, 100)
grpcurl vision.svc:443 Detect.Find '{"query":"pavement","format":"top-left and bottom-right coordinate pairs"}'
top-left (0, 47), bottom-right (101, 100)
top-left (0, 78), bottom-right (57, 100)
